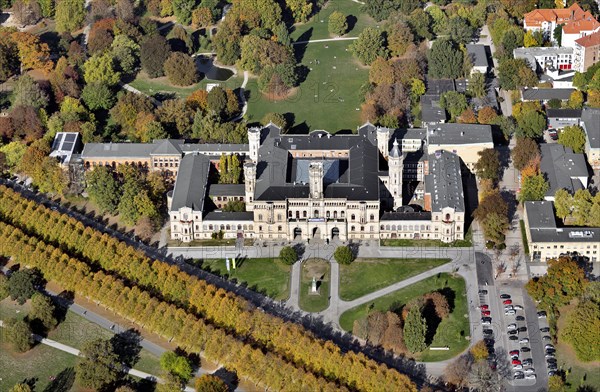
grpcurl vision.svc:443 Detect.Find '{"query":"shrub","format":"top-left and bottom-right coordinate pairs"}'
top-left (334, 246), bottom-right (355, 265)
top-left (279, 246), bottom-right (298, 265)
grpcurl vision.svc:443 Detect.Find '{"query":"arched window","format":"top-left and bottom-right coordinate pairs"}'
top-left (209, 224), bottom-right (213, 230)
top-left (351, 214), bottom-right (356, 221)
top-left (303, 211), bottom-right (307, 218)
top-left (326, 211), bottom-right (330, 218)
top-left (351, 226), bottom-right (355, 232)
top-left (296, 211), bottom-right (300, 219)
top-left (237, 224), bottom-right (242, 230)
top-left (278, 225), bottom-right (282, 231)
top-left (370, 214), bottom-right (374, 221)
top-left (333, 211), bottom-right (338, 219)
top-left (445, 213), bottom-right (451, 221)
top-left (361, 226), bottom-right (365, 232)
top-left (341, 211), bottom-right (345, 218)
top-left (314, 210), bottom-right (319, 218)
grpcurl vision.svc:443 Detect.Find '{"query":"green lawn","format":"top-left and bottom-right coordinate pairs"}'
top-left (290, 0), bottom-right (377, 41)
top-left (194, 258), bottom-right (292, 300)
top-left (129, 71), bottom-right (244, 100)
top-left (339, 273), bottom-right (470, 362)
top-left (244, 39), bottom-right (368, 132)
top-left (339, 258), bottom-right (451, 301)
top-left (380, 228), bottom-right (473, 248)
top-left (299, 259), bottom-right (330, 312)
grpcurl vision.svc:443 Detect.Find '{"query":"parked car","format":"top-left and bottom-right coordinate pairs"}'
top-left (513, 305), bottom-right (524, 310)
top-left (538, 311), bottom-right (547, 318)
top-left (483, 329), bottom-right (494, 335)
top-left (505, 309), bottom-right (516, 315)
top-left (524, 368), bottom-right (535, 375)
top-left (482, 317), bottom-right (492, 325)
top-left (513, 364), bottom-right (523, 370)
top-left (508, 323), bottom-right (517, 330)
top-left (503, 299), bottom-right (513, 305)
top-left (521, 347), bottom-right (531, 352)
top-left (519, 338), bottom-right (530, 344)
top-left (479, 289), bottom-right (488, 295)
top-left (482, 310), bottom-right (491, 316)
top-left (542, 335), bottom-right (552, 341)
top-left (519, 326), bottom-right (527, 332)
top-left (509, 350), bottom-right (520, 356)
top-left (508, 330), bottom-right (518, 335)
top-left (511, 359), bottom-right (521, 365)
top-left (548, 371), bottom-right (556, 376)
top-left (546, 358), bottom-right (557, 364)
top-left (480, 304), bottom-right (489, 310)
top-left (545, 344), bottom-right (555, 350)
top-left (509, 336), bottom-right (519, 340)
top-left (522, 358), bottom-right (533, 366)
top-left (516, 316), bottom-right (525, 321)
top-left (500, 294), bottom-right (511, 299)
top-left (540, 327), bottom-right (550, 332)
top-left (514, 373), bottom-right (525, 380)
top-left (545, 353), bottom-right (556, 359)
top-left (525, 374), bottom-right (536, 380)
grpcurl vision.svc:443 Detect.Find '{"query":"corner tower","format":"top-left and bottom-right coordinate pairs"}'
top-left (309, 161), bottom-right (324, 199)
top-left (388, 139), bottom-right (403, 209)
top-left (248, 127), bottom-right (261, 163)
top-left (243, 162), bottom-right (256, 211)
top-left (376, 127), bottom-right (391, 158)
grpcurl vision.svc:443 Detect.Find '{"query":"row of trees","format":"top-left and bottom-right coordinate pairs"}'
top-left (0, 220), bottom-right (349, 392)
top-left (0, 185), bottom-right (418, 392)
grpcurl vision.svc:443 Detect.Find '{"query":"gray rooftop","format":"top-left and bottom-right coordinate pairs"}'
top-left (546, 108), bottom-right (582, 119)
top-left (208, 184), bottom-right (245, 197)
top-left (581, 107), bottom-right (600, 149)
top-left (253, 126), bottom-right (381, 201)
top-left (426, 79), bottom-right (456, 95)
top-left (427, 123), bottom-right (494, 145)
top-left (540, 144), bottom-right (588, 197)
top-left (203, 211), bottom-right (254, 221)
top-left (466, 44), bottom-right (490, 68)
top-left (525, 201), bottom-right (600, 243)
top-left (180, 143), bottom-right (249, 153)
top-left (421, 95), bottom-right (447, 124)
top-left (81, 142), bottom-right (155, 159)
top-left (381, 211), bottom-right (432, 221)
top-left (425, 150), bottom-right (465, 213)
top-left (170, 154), bottom-right (211, 211)
top-left (522, 88), bottom-right (575, 101)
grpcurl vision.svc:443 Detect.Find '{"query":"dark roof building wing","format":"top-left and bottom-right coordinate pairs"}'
top-left (170, 154), bottom-right (211, 211)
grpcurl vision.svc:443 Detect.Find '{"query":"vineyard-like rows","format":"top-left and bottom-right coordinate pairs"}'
top-left (0, 186), bottom-right (417, 392)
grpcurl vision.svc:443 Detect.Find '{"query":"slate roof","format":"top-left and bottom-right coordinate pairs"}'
top-left (420, 95), bottom-right (447, 124)
top-left (170, 154), bottom-right (211, 211)
top-left (522, 88), bottom-right (575, 101)
top-left (81, 142), bottom-right (155, 159)
top-left (539, 144), bottom-right (588, 197)
top-left (150, 139), bottom-right (183, 155)
top-left (581, 107), bottom-right (600, 149)
top-left (466, 44), bottom-right (490, 68)
top-left (204, 211), bottom-right (254, 221)
top-left (253, 127), bottom-right (381, 201)
top-left (546, 108), bottom-right (582, 119)
top-left (425, 150), bottom-right (465, 212)
top-left (380, 211), bottom-right (432, 221)
top-left (525, 201), bottom-right (600, 243)
top-left (208, 184), bottom-right (245, 196)
top-left (427, 123), bottom-right (494, 145)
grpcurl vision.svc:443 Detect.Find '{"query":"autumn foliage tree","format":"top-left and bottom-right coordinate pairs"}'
top-left (164, 52), bottom-right (198, 86)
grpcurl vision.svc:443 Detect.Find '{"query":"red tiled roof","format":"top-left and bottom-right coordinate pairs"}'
top-left (563, 18), bottom-right (600, 34)
top-left (575, 30), bottom-right (600, 47)
top-left (524, 3), bottom-right (588, 26)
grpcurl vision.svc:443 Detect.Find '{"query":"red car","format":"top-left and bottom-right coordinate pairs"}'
top-left (482, 310), bottom-right (491, 316)
top-left (512, 359), bottom-right (521, 365)
top-left (509, 350), bottom-right (520, 356)
top-left (503, 299), bottom-right (513, 305)
top-left (480, 305), bottom-right (489, 310)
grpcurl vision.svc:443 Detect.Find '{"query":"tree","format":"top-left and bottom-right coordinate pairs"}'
top-left (526, 256), bottom-right (587, 311)
top-left (84, 52), bottom-right (121, 87)
top-left (195, 374), bottom-right (228, 392)
top-left (386, 21), bottom-right (414, 57)
top-left (474, 149), bottom-right (500, 182)
top-left (140, 34), bottom-right (171, 78)
top-left (172, 0), bottom-right (195, 24)
top-left (13, 0), bottom-right (42, 26)
top-left (261, 112), bottom-right (288, 131)
top-left (28, 292), bottom-right (57, 332)
top-left (76, 339), bottom-right (123, 390)
top-left (0, 273), bottom-right (9, 300)
top-left (111, 35), bottom-right (140, 76)
top-left (558, 125), bottom-right (586, 153)
top-left (477, 107), bottom-right (498, 124)
top-left (279, 246), bottom-right (297, 265)
top-left (164, 52), bottom-right (198, 86)
top-left (55, 0), bottom-right (85, 33)
top-left (554, 188), bottom-right (573, 220)
top-left (511, 137), bottom-right (539, 171)
top-left (328, 11), bottom-right (348, 36)
top-left (444, 354), bottom-right (472, 388)
top-left (482, 212), bottom-right (509, 247)
top-left (9, 384), bottom-right (32, 392)
top-left (572, 189), bottom-right (593, 226)
top-left (0, 39), bottom-right (20, 82)
top-left (467, 72), bottom-right (486, 99)
top-left (524, 30), bottom-right (542, 47)
top-left (115, 0), bottom-right (135, 22)
top-left (428, 39), bottom-right (463, 79)
top-left (439, 91), bottom-right (468, 121)
top-left (561, 299), bottom-right (600, 361)
top-left (88, 23), bottom-right (114, 54)
top-left (8, 269), bottom-right (38, 305)
top-left (349, 27), bottom-right (388, 65)
top-left (567, 89), bottom-right (584, 109)
top-left (458, 108), bottom-right (477, 124)
top-left (334, 246), bottom-right (355, 265)
top-left (498, 58), bottom-right (537, 90)
top-left (403, 306), bottom-right (427, 353)
top-left (0, 142), bottom-right (26, 171)
top-left (519, 174), bottom-right (549, 202)
top-left (86, 166), bottom-right (121, 214)
top-left (407, 8), bottom-right (432, 40)
top-left (447, 16), bottom-right (474, 45)
top-left (468, 361), bottom-right (501, 392)
top-left (160, 351), bottom-right (193, 382)
top-left (516, 110), bottom-right (546, 138)
top-left (192, 7), bottom-right (214, 28)
top-left (82, 82), bottom-right (116, 110)
top-left (286, 0), bottom-right (312, 23)
top-left (4, 318), bottom-right (34, 352)
top-left (470, 340), bottom-right (488, 361)
top-left (12, 74), bottom-right (49, 110)
top-left (206, 86), bottom-right (227, 117)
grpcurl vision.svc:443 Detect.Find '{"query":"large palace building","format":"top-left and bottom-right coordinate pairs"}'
top-left (59, 122), bottom-right (491, 244)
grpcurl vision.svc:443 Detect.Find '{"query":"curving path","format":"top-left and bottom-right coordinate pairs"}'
top-left (232, 70), bottom-right (249, 121)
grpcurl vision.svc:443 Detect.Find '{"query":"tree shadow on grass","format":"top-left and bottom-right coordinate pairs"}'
top-left (422, 298), bottom-right (442, 346)
top-left (213, 367), bottom-right (239, 391)
top-left (42, 367), bottom-right (75, 392)
top-left (294, 28), bottom-right (313, 63)
top-left (346, 15), bottom-right (358, 33)
top-left (438, 287), bottom-right (456, 313)
top-left (110, 329), bottom-right (142, 368)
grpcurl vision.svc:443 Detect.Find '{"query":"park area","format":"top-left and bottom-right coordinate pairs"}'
top-left (193, 258), bottom-right (292, 301)
top-left (245, 39), bottom-right (368, 133)
top-left (0, 298), bottom-right (163, 391)
top-left (299, 258), bottom-right (330, 312)
top-left (339, 258), bottom-right (450, 301)
top-left (339, 273), bottom-right (470, 362)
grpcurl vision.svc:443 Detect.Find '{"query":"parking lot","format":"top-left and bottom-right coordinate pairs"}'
top-left (477, 279), bottom-right (550, 391)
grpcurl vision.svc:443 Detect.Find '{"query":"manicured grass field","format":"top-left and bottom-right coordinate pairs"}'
top-left (339, 273), bottom-right (470, 361)
top-left (129, 71), bottom-right (244, 100)
top-left (380, 228), bottom-right (473, 248)
top-left (244, 39), bottom-right (368, 133)
top-left (299, 259), bottom-right (330, 312)
top-left (339, 258), bottom-right (451, 301)
top-left (290, 0), bottom-right (377, 41)
top-left (196, 258), bottom-right (292, 301)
